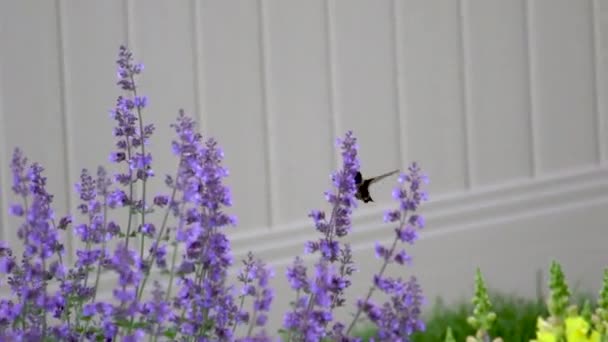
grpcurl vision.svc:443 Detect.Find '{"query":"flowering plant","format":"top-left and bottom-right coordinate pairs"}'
top-left (464, 269), bottom-right (502, 342)
top-left (530, 262), bottom-right (602, 342)
top-left (442, 262), bottom-right (608, 342)
top-left (0, 46), bottom-right (428, 341)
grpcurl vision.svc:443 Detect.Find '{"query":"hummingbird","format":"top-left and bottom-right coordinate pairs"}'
top-left (354, 169), bottom-right (399, 203)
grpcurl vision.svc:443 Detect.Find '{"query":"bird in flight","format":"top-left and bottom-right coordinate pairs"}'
top-left (354, 169), bottom-right (399, 203)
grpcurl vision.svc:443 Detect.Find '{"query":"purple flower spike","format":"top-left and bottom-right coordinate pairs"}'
top-left (167, 111), bottom-right (243, 340)
top-left (10, 148), bottom-right (29, 197)
top-left (109, 45), bottom-right (155, 252)
top-left (286, 256), bottom-right (309, 291)
top-left (141, 281), bottom-right (174, 333)
top-left (347, 162), bottom-right (429, 339)
top-left (304, 131), bottom-right (360, 262)
top-left (236, 252), bottom-right (275, 339)
top-left (284, 131), bottom-right (361, 341)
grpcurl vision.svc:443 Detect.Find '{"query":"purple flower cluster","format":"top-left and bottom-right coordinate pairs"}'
top-left (0, 45), bottom-right (429, 341)
top-left (347, 162), bottom-right (428, 341)
top-left (73, 167), bottom-right (117, 267)
top-left (0, 150), bottom-right (68, 339)
top-left (234, 252), bottom-right (274, 341)
top-left (110, 47), bottom-right (153, 181)
top-left (109, 45), bottom-right (155, 255)
top-left (283, 132), bottom-right (360, 341)
top-left (306, 131), bottom-right (359, 261)
top-left (171, 132), bottom-right (241, 340)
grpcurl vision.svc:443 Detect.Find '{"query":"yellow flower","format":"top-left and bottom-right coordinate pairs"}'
top-left (531, 316), bottom-right (603, 342)
top-left (532, 317), bottom-right (558, 342)
top-left (565, 316), bottom-right (601, 342)
top-left (532, 330), bottom-right (557, 342)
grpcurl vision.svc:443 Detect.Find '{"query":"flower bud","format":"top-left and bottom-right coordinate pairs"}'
top-left (467, 316), bottom-right (478, 327)
top-left (566, 304), bottom-right (578, 316)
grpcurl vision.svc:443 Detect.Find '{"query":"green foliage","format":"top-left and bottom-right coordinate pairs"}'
top-left (467, 268), bottom-right (497, 335)
top-left (582, 299), bottom-right (593, 322)
top-left (350, 291), bottom-right (595, 342)
top-left (548, 260), bottom-right (571, 319)
top-left (413, 293), bottom-right (545, 342)
top-left (350, 325), bottom-right (379, 342)
top-left (350, 262), bottom-right (597, 341)
top-left (599, 270), bottom-right (608, 310)
top-left (593, 269), bottom-right (608, 335)
top-left (163, 327), bottom-right (178, 339)
top-left (444, 327), bottom-right (456, 342)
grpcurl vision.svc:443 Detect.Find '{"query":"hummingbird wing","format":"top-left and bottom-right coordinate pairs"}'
top-left (367, 169), bottom-right (399, 185)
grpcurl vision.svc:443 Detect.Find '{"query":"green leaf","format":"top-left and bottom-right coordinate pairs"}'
top-left (132, 321), bottom-right (149, 329)
top-left (115, 318), bottom-right (133, 329)
top-left (599, 269), bottom-right (608, 310)
top-left (163, 327), bottom-right (178, 339)
top-left (444, 327), bottom-right (456, 342)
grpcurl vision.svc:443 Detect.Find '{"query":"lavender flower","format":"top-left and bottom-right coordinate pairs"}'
top-left (70, 166), bottom-right (114, 324)
top-left (1, 159), bottom-right (67, 335)
top-left (0, 45), bottom-right (432, 341)
top-left (306, 131), bottom-right (359, 261)
top-left (109, 45), bottom-right (154, 254)
top-left (10, 148), bottom-right (29, 198)
top-left (364, 277), bottom-right (425, 340)
top-left (346, 162), bottom-right (428, 340)
top-left (167, 122), bottom-right (241, 340)
top-left (141, 281), bottom-right (174, 336)
top-left (235, 252), bottom-right (275, 340)
top-left (283, 131), bottom-right (360, 341)
top-left (286, 256), bottom-right (309, 291)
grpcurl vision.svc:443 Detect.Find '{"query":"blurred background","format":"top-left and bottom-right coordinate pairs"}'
top-left (0, 0), bottom-right (607, 333)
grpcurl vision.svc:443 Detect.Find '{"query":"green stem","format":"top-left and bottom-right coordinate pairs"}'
top-left (125, 74), bottom-right (146, 336)
top-left (131, 77), bottom-right (148, 262)
top-left (82, 241), bottom-right (92, 288)
top-left (246, 291), bottom-right (260, 337)
top-left (20, 195), bottom-right (29, 331)
top-left (76, 213), bottom-right (94, 330)
top-left (299, 189), bottom-right (343, 334)
top-left (232, 294), bottom-right (247, 335)
top-left (345, 213), bottom-right (405, 335)
top-left (152, 239), bottom-right (182, 342)
top-left (41, 257), bottom-right (47, 333)
top-left (92, 194), bottom-right (108, 302)
top-left (330, 255), bottom-right (348, 309)
top-left (162, 200), bottom-right (187, 342)
top-left (194, 210), bottom-right (212, 337)
top-left (165, 241), bottom-right (180, 303)
top-left (179, 264), bottom-right (204, 339)
top-left (164, 198), bottom-right (187, 302)
top-left (246, 310), bottom-right (257, 337)
top-left (54, 251), bottom-right (71, 329)
top-left (124, 140), bottom-right (134, 248)
top-left (322, 188), bottom-right (343, 258)
top-left (81, 194), bottom-right (109, 339)
top-left (137, 183), bottom-right (178, 300)
top-left (285, 289), bottom-right (300, 342)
